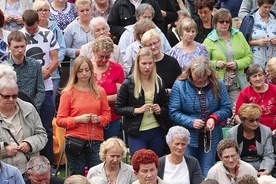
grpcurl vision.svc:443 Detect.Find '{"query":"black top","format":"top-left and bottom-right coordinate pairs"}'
top-left (194, 17), bottom-right (213, 43)
top-left (156, 54), bottom-right (182, 89)
top-left (166, 27), bottom-right (181, 47)
top-left (241, 136), bottom-right (257, 158)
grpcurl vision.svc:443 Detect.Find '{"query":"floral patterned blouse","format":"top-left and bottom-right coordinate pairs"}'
top-left (251, 10), bottom-right (276, 68)
top-left (169, 42), bottom-right (210, 71)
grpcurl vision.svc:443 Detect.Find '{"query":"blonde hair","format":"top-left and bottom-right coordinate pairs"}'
top-left (64, 56), bottom-right (100, 98)
top-left (238, 103), bottom-right (262, 121)
top-left (92, 36), bottom-right (114, 53)
top-left (133, 47), bottom-right (160, 98)
top-left (141, 29), bottom-right (161, 47)
top-left (178, 57), bottom-right (220, 101)
top-left (99, 137), bottom-right (127, 161)
top-left (64, 175), bottom-right (89, 184)
top-left (33, 0), bottom-right (50, 11)
top-left (266, 57), bottom-right (276, 81)
top-left (179, 17), bottom-right (197, 36)
top-left (75, 0), bottom-right (92, 8)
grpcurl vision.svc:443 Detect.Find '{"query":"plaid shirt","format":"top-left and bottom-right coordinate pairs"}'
top-left (7, 56), bottom-right (45, 110)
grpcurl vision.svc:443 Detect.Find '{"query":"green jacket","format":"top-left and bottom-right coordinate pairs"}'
top-left (203, 28), bottom-right (252, 85)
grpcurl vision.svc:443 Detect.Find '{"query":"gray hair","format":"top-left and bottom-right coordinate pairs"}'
top-left (177, 9), bottom-right (191, 20)
top-left (89, 17), bottom-right (110, 36)
top-left (166, 126), bottom-right (190, 145)
top-left (135, 3), bottom-right (155, 20)
top-left (27, 156), bottom-right (51, 175)
top-left (0, 76), bottom-right (18, 93)
top-left (0, 63), bottom-right (17, 81)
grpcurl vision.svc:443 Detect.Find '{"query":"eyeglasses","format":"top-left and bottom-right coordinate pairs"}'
top-left (97, 53), bottom-right (111, 60)
top-left (222, 153), bottom-right (238, 160)
top-left (145, 41), bottom-right (160, 48)
top-left (218, 20), bottom-right (230, 24)
top-left (28, 163), bottom-right (50, 171)
top-left (0, 93), bottom-right (18, 99)
top-left (37, 9), bottom-right (50, 13)
top-left (245, 118), bottom-right (261, 123)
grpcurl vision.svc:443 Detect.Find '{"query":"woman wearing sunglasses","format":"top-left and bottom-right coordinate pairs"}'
top-left (227, 103), bottom-right (274, 177)
top-left (203, 8), bottom-right (252, 107)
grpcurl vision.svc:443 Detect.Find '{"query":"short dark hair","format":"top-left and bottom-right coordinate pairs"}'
top-left (246, 64), bottom-right (265, 82)
top-left (22, 9), bottom-right (39, 26)
top-left (0, 9), bottom-right (4, 28)
top-left (132, 149), bottom-right (159, 172)
top-left (195, 0), bottom-right (215, 12)
top-left (257, 0), bottom-right (275, 6)
top-left (8, 31), bottom-right (27, 45)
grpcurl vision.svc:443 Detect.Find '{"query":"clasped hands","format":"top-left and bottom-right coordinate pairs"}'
top-left (5, 142), bottom-right (31, 158)
top-left (76, 113), bottom-right (100, 124)
top-left (193, 118), bottom-right (215, 131)
top-left (134, 103), bottom-right (161, 115)
top-left (216, 61), bottom-right (237, 70)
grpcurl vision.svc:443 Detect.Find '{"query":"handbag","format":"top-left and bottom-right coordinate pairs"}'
top-left (65, 136), bottom-right (87, 157)
top-left (215, 41), bottom-right (250, 89)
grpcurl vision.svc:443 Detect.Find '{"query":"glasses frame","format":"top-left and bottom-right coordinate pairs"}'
top-left (0, 93), bottom-right (18, 99)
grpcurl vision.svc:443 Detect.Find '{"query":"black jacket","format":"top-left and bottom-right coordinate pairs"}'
top-left (114, 76), bottom-right (168, 137)
top-left (107, 0), bottom-right (165, 39)
top-left (158, 155), bottom-right (203, 184)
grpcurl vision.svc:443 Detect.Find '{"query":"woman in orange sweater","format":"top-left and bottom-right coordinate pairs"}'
top-left (56, 56), bottom-right (111, 176)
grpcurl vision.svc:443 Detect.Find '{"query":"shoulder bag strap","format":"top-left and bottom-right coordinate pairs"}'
top-left (6, 129), bottom-right (30, 162)
top-left (215, 41), bottom-right (230, 62)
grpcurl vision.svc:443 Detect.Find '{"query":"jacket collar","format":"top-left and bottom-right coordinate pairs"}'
top-left (207, 28), bottom-right (239, 42)
top-left (237, 124), bottom-right (261, 144)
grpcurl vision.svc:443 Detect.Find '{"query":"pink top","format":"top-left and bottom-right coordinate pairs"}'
top-left (56, 86), bottom-right (111, 141)
top-left (95, 61), bottom-right (124, 122)
top-left (235, 84), bottom-right (276, 131)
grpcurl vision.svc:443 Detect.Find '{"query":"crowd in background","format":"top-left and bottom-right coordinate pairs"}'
top-left (0, 0), bottom-right (276, 183)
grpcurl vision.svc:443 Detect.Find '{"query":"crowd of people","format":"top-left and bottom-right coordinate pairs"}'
top-left (0, 0), bottom-right (276, 183)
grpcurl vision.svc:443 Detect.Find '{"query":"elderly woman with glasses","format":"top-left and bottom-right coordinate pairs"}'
top-left (203, 8), bottom-right (252, 107)
top-left (0, 75), bottom-right (47, 175)
top-left (206, 139), bottom-right (257, 183)
top-left (226, 103), bottom-right (274, 176)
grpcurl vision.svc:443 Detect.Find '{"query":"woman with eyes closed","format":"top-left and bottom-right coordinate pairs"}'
top-left (169, 17), bottom-right (209, 71)
top-left (91, 36), bottom-right (125, 140)
top-left (227, 103), bottom-right (274, 177)
top-left (56, 56), bottom-right (111, 175)
top-left (115, 47), bottom-right (168, 157)
top-left (87, 137), bottom-right (136, 184)
top-left (64, 0), bottom-right (94, 69)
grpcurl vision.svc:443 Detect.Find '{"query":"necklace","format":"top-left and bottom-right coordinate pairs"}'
top-left (256, 91), bottom-right (266, 102)
top-left (197, 87), bottom-right (203, 95)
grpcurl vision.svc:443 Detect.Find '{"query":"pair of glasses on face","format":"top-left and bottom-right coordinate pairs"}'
top-left (245, 118), bottom-right (261, 123)
top-left (0, 93), bottom-right (18, 99)
top-left (28, 163), bottom-right (50, 171)
top-left (222, 153), bottom-right (238, 160)
top-left (218, 20), bottom-right (230, 24)
top-left (37, 9), bottom-right (50, 13)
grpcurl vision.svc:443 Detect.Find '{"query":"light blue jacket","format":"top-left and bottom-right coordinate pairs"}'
top-left (118, 24), bottom-right (171, 57)
top-left (48, 19), bottom-right (66, 79)
top-left (169, 78), bottom-right (231, 147)
top-left (0, 161), bottom-right (24, 184)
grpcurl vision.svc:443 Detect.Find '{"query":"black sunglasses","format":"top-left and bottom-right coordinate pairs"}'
top-left (0, 93), bottom-right (18, 99)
